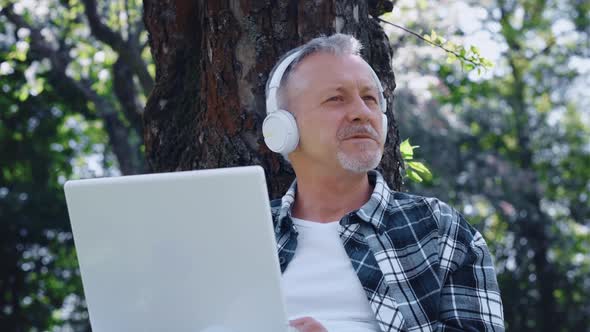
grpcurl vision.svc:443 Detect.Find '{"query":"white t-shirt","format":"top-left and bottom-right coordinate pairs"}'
top-left (281, 217), bottom-right (381, 332)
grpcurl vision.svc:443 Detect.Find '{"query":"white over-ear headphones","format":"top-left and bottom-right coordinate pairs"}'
top-left (263, 49), bottom-right (388, 156)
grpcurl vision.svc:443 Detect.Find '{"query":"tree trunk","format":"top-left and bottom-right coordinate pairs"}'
top-left (142, 0), bottom-right (402, 197)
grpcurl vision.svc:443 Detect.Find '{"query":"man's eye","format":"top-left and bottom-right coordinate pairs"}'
top-left (363, 95), bottom-right (378, 103)
top-left (326, 96), bottom-right (344, 102)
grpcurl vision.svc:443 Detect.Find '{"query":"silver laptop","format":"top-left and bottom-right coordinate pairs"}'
top-left (64, 166), bottom-right (290, 332)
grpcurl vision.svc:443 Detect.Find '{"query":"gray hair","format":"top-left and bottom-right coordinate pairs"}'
top-left (266, 34), bottom-right (364, 110)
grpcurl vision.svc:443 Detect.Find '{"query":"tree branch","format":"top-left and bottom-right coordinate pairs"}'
top-left (377, 18), bottom-right (483, 68)
top-left (81, 0), bottom-right (126, 49)
top-left (112, 57), bottom-right (144, 136)
top-left (124, 0), bottom-right (132, 41)
top-left (3, 6), bottom-right (107, 117)
top-left (2, 5), bottom-right (144, 175)
top-left (81, 0), bottom-right (154, 94)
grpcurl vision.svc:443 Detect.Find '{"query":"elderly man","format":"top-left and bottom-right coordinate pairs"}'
top-left (262, 34), bottom-right (504, 332)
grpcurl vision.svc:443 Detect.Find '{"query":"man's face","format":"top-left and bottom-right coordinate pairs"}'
top-left (285, 52), bottom-right (386, 173)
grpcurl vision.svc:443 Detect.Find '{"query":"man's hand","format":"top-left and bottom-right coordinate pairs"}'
top-left (289, 317), bottom-right (328, 332)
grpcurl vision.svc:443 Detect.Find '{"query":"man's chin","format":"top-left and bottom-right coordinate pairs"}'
top-left (337, 151), bottom-right (383, 173)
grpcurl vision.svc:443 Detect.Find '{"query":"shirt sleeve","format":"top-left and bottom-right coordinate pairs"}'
top-left (436, 208), bottom-right (505, 331)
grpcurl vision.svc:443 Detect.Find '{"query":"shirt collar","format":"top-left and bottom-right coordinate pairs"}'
top-left (274, 170), bottom-right (392, 234)
top-left (355, 170), bottom-right (392, 234)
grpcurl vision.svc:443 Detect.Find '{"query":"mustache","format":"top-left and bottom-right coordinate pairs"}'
top-left (337, 124), bottom-right (380, 140)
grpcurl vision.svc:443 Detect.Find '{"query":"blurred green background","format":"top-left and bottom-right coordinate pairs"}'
top-left (0, 0), bottom-right (588, 331)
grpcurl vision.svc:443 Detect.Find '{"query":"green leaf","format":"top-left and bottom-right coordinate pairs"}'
top-left (400, 139), bottom-right (414, 160)
top-left (431, 30), bottom-right (438, 42)
top-left (408, 161), bottom-right (433, 181)
top-left (17, 87), bottom-right (29, 101)
top-left (406, 169), bottom-right (423, 183)
top-left (482, 59), bottom-right (494, 68)
top-left (407, 161), bottom-right (429, 173)
top-left (446, 53), bottom-right (458, 64)
top-left (417, 0), bottom-right (428, 10)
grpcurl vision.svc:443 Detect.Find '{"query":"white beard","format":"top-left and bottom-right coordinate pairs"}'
top-left (336, 124), bottom-right (384, 173)
top-left (337, 147), bottom-right (383, 173)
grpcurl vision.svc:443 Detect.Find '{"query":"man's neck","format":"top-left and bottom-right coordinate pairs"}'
top-left (291, 168), bottom-right (373, 223)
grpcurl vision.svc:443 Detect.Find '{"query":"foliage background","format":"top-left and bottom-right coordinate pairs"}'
top-left (0, 0), bottom-right (588, 331)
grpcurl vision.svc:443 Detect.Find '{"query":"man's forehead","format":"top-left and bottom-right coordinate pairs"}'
top-left (287, 53), bottom-right (377, 92)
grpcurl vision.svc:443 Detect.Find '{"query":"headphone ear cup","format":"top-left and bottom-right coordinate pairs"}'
top-left (381, 113), bottom-right (388, 140)
top-left (262, 109), bottom-right (299, 155)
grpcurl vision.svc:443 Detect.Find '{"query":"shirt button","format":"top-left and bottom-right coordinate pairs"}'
top-left (279, 257), bottom-right (286, 264)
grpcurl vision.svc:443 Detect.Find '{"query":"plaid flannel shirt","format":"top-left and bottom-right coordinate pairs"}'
top-left (271, 170), bottom-right (504, 332)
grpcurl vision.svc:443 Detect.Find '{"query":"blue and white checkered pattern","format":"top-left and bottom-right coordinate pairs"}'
top-left (271, 171), bottom-right (504, 332)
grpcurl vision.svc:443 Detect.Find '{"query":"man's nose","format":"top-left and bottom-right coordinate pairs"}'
top-left (346, 95), bottom-right (373, 123)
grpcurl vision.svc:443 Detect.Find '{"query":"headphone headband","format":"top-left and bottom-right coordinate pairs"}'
top-left (265, 49), bottom-right (303, 115)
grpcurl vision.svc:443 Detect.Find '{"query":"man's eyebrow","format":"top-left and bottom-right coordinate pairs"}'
top-left (320, 83), bottom-right (377, 92)
top-left (317, 85), bottom-right (345, 94)
top-left (359, 84), bottom-right (379, 93)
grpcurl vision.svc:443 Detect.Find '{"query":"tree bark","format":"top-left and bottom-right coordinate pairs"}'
top-left (143, 0), bottom-right (402, 197)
